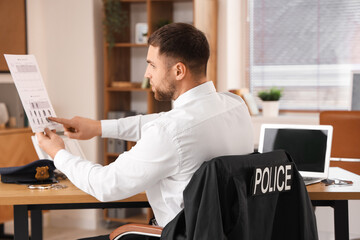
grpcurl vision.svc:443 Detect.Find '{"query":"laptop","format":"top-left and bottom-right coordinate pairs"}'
top-left (258, 124), bottom-right (333, 185)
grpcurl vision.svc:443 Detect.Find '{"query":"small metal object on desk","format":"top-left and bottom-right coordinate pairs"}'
top-left (321, 178), bottom-right (353, 186)
top-left (50, 184), bottom-right (67, 190)
top-left (28, 184), bottom-right (68, 190)
top-left (28, 184), bottom-right (52, 190)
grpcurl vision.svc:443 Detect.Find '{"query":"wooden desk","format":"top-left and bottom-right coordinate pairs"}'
top-left (307, 167), bottom-right (360, 240)
top-left (0, 128), bottom-right (38, 239)
top-left (0, 179), bottom-right (149, 240)
top-left (1, 168), bottom-right (359, 240)
top-left (0, 128), bottom-right (38, 226)
top-left (0, 179), bottom-right (147, 205)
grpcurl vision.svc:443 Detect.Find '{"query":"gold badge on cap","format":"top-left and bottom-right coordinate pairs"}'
top-left (35, 166), bottom-right (50, 181)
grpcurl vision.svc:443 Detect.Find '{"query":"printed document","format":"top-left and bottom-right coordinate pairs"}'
top-left (4, 54), bottom-right (63, 133)
top-left (4, 54), bottom-right (86, 160)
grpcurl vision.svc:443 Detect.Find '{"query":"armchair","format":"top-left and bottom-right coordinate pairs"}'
top-left (108, 150), bottom-right (318, 240)
top-left (110, 224), bottom-right (162, 240)
top-left (320, 111), bottom-right (360, 174)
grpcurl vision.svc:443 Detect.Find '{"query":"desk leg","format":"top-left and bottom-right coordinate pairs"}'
top-left (31, 210), bottom-right (43, 240)
top-left (334, 200), bottom-right (349, 240)
top-left (13, 205), bottom-right (29, 240)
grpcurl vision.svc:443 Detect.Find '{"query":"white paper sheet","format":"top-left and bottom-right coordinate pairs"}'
top-left (31, 135), bottom-right (86, 160)
top-left (4, 54), bottom-right (63, 133)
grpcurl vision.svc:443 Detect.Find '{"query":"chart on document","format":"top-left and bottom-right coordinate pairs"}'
top-left (4, 54), bottom-right (63, 133)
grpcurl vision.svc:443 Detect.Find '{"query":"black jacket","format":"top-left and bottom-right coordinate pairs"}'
top-left (161, 150), bottom-right (318, 240)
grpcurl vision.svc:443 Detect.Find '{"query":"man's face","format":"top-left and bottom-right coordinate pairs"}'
top-left (144, 46), bottom-right (176, 101)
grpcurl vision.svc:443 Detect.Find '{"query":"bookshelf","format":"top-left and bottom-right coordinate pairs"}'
top-left (102, 0), bottom-right (217, 224)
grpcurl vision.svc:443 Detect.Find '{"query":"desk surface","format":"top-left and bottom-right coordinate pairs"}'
top-left (307, 167), bottom-right (360, 200)
top-left (0, 167), bottom-right (359, 206)
top-left (0, 179), bottom-right (147, 205)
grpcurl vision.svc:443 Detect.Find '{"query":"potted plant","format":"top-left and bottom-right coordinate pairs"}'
top-left (103, 0), bottom-right (128, 49)
top-left (258, 87), bottom-right (283, 117)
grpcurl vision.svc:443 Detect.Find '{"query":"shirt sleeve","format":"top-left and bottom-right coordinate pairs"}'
top-left (101, 113), bottom-right (161, 141)
top-left (54, 121), bottom-right (180, 202)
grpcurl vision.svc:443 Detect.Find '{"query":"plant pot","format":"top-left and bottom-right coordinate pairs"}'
top-left (261, 101), bottom-right (279, 117)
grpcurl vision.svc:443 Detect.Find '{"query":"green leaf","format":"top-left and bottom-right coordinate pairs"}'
top-left (103, 0), bottom-right (129, 49)
top-left (257, 87), bottom-right (283, 101)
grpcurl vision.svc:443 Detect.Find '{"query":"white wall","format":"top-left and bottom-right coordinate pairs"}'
top-left (26, 0), bottom-right (104, 230)
top-left (217, 0), bottom-right (247, 92)
top-left (27, 0), bottom-right (103, 157)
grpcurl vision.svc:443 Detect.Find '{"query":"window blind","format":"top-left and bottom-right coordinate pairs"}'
top-left (249, 0), bottom-right (360, 110)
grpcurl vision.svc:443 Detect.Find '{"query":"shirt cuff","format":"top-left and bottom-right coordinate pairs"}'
top-left (101, 119), bottom-right (119, 138)
top-left (53, 149), bottom-right (72, 169)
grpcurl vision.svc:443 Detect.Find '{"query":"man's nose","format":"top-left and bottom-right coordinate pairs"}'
top-left (144, 69), bottom-right (151, 79)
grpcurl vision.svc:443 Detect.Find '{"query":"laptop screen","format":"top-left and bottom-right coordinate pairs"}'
top-left (258, 124), bottom-right (333, 178)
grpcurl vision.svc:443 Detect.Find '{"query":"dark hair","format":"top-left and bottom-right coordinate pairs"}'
top-left (148, 22), bottom-right (210, 76)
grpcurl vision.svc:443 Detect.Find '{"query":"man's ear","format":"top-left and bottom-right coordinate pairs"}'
top-left (174, 62), bottom-right (186, 81)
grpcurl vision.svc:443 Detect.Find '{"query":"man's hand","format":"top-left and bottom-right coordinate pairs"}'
top-left (36, 128), bottom-right (65, 159)
top-left (48, 116), bottom-right (101, 140)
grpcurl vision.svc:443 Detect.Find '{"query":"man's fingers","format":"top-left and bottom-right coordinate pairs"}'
top-left (64, 131), bottom-right (79, 139)
top-left (48, 117), bottom-right (72, 126)
top-left (44, 128), bottom-right (56, 138)
top-left (35, 132), bottom-right (47, 141)
top-left (48, 117), bottom-right (76, 132)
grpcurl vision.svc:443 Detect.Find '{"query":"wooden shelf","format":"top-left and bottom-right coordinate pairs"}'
top-left (106, 87), bottom-right (151, 92)
top-left (107, 153), bottom-right (121, 158)
top-left (0, 127), bottom-right (32, 135)
top-left (152, 0), bottom-right (193, 2)
top-left (102, 0), bottom-right (194, 225)
top-left (120, 0), bottom-right (192, 2)
top-left (106, 81), bottom-right (151, 92)
top-left (120, 0), bottom-right (146, 3)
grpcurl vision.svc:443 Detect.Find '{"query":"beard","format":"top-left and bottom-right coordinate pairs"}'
top-left (152, 76), bottom-right (176, 101)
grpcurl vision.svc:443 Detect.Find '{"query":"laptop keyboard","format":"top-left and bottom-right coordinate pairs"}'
top-left (303, 177), bottom-right (323, 186)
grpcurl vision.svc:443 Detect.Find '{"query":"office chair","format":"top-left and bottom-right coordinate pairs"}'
top-left (109, 224), bottom-right (162, 240)
top-left (109, 150), bottom-right (318, 240)
top-left (320, 111), bottom-right (360, 175)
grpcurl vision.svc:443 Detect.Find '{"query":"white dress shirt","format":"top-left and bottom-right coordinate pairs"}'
top-left (54, 81), bottom-right (254, 227)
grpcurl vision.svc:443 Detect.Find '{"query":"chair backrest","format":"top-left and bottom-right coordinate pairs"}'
top-left (319, 111), bottom-right (360, 159)
top-left (161, 150), bottom-right (318, 240)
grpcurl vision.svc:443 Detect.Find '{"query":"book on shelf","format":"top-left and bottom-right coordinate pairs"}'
top-left (113, 139), bottom-right (127, 154)
top-left (107, 111), bottom-right (136, 119)
top-left (107, 111), bottom-right (136, 154)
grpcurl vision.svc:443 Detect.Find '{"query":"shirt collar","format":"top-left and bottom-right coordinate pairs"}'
top-left (173, 81), bottom-right (216, 108)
